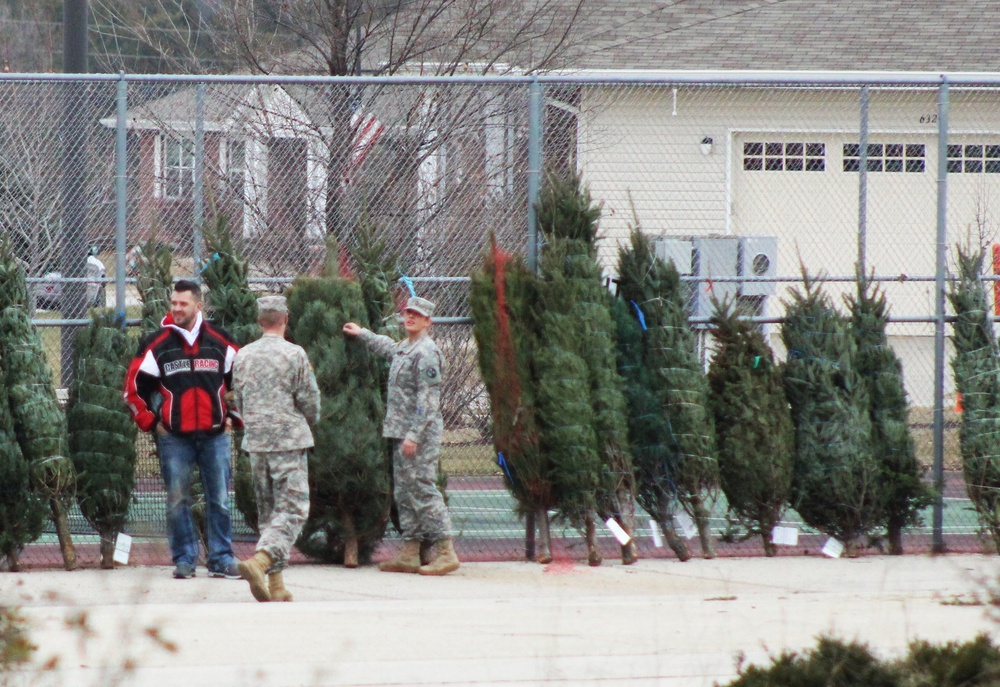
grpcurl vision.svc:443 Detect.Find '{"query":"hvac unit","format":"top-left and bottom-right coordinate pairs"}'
top-left (739, 236), bottom-right (779, 297)
top-left (653, 238), bottom-right (693, 275)
top-left (691, 236), bottom-right (739, 317)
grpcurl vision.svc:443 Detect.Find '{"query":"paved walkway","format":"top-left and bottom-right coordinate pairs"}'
top-left (2, 554), bottom-right (997, 686)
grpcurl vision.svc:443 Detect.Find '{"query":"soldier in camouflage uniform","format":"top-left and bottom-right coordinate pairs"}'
top-left (343, 296), bottom-right (460, 576)
top-left (232, 296), bottom-right (321, 601)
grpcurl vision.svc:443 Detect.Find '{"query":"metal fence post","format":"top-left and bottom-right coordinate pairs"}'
top-left (526, 77), bottom-right (543, 273)
top-left (115, 73), bottom-right (127, 317)
top-left (193, 82), bottom-right (205, 278)
top-left (932, 77), bottom-right (950, 553)
top-left (857, 85), bottom-right (869, 279)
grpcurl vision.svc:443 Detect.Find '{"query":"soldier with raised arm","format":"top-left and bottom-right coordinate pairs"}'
top-left (343, 296), bottom-right (459, 576)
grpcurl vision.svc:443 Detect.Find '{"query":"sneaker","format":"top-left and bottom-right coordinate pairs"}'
top-left (209, 561), bottom-right (241, 580)
top-left (173, 562), bottom-right (196, 579)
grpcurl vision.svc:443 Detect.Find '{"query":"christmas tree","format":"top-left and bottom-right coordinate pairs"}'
top-left (131, 234), bottom-right (172, 335)
top-left (616, 229), bottom-right (720, 558)
top-left (470, 236), bottom-right (554, 561)
top-left (0, 344), bottom-right (47, 571)
top-left (707, 299), bottom-right (794, 556)
top-left (68, 312), bottom-right (138, 568)
top-left (781, 273), bottom-right (881, 555)
top-left (286, 259), bottom-right (391, 567)
top-left (200, 213), bottom-right (261, 534)
top-left (948, 247), bottom-right (1000, 551)
top-left (533, 173), bottom-right (638, 565)
top-left (848, 279), bottom-right (929, 554)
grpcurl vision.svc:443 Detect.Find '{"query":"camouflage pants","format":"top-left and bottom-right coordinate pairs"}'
top-left (393, 434), bottom-right (453, 542)
top-left (251, 449), bottom-right (310, 572)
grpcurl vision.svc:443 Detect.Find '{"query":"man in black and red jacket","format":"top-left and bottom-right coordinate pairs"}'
top-left (124, 279), bottom-right (243, 580)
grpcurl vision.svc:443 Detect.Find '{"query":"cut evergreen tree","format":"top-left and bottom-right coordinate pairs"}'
top-left (0, 239), bottom-right (29, 313)
top-left (200, 212), bottom-right (261, 535)
top-left (707, 298), bottom-right (794, 557)
top-left (848, 278), bottom-right (929, 555)
top-left (948, 246), bottom-right (1000, 551)
top-left (286, 255), bottom-right (391, 567)
top-left (616, 229), bottom-right (720, 558)
top-left (131, 233), bottom-right (173, 335)
top-left (68, 312), bottom-right (138, 569)
top-left (470, 236), bottom-right (554, 561)
top-left (533, 173), bottom-right (638, 565)
top-left (781, 272), bottom-right (881, 555)
top-left (0, 344), bottom-right (47, 572)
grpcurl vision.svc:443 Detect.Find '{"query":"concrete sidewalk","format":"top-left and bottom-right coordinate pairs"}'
top-left (2, 554), bottom-right (997, 687)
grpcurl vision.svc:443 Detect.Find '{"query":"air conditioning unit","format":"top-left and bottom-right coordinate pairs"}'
top-left (739, 236), bottom-right (779, 296)
top-left (653, 238), bottom-right (692, 275)
top-left (692, 236), bottom-right (739, 317)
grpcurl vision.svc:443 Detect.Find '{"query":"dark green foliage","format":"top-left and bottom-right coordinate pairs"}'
top-left (723, 634), bottom-right (1000, 687)
top-left (470, 238), bottom-right (550, 518)
top-left (948, 247), bottom-right (1000, 551)
top-left (781, 274), bottom-right (881, 554)
top-left (287, 275), bottom-right (391, 565)
top-left (132, 234), bottom-right (173, 335)
top-left (848, 279), bottom-right (930, 555)
top-left (0, 238), bottom-right (29, 312)
top-left (616, 229), bottom-right (719, 557)
top-left (0, 346), bottom-right (46, 571)
top-left (200, 214), bottom-right (262, 346)
top-left (200, 213), bottom-right (261, 533)
top-left (707, 299), bottom-right (794, 556)
top-left (349, 206), bottom-right (402, 338)
top-left (68, 312), bottom-right (138, 568)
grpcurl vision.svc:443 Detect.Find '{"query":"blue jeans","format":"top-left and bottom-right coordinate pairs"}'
top-left (156, 431), bottom-right (236, 572)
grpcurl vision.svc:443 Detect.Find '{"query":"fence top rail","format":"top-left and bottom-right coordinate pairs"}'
top-left (4, 70), bottom-right (1000, 87)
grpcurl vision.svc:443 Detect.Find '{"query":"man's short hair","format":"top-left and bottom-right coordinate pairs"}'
top-left (173, 279), bottom-right (203, 301)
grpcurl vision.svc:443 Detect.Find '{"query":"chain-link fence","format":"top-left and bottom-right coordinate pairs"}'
top-left (3, 71), bottom-right (998, 568)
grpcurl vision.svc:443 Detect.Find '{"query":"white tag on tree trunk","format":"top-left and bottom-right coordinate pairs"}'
top-left (604, 518), bottom-right (632, 546)
top-left (649, 519), bottom-right (664, 547)
top-left (113, 533), bottom-right (132, 565)
top-left (674, 511), bottom-right (697, 540)
top-left (771, 526), bottom-right (799, 546)
top-left (821, 537), bottom-right (844, 558)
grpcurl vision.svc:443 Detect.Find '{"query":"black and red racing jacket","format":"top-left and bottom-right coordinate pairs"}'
top-left (123, 313), bottom-right (243, 437)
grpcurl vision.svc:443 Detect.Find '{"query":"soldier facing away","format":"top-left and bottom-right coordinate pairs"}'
top-left (343, 296), bottom-right (460, 575)
top-left (233, 295), bottom-right (321, 601)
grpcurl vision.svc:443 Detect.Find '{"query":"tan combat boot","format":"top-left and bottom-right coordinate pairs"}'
top-left (238, 550), bottom-right (274, 602)
top-left (418, 538), bottom-right (460, 576)
top-left (269, 572), bottom-right (293, 602)
top-left (378, 540), bottom-right (421, 573)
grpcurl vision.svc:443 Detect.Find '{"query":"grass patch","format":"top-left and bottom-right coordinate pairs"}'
top-left (910, 405), bottom-right (961, 471)
top-left (441, 443), bottom-right (498, 477)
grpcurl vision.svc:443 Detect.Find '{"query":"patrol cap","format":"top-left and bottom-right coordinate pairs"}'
top-left (403, 296), bottom-right (435, 318)
top-left (257, 295), bottom-right (288, 315)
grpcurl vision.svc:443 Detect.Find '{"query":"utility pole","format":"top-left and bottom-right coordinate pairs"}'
top-left (60, 0), bottom-right (89, 386)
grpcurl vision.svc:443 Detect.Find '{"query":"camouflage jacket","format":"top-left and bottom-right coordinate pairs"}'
top-left (232, 333), bottom-right (321, 452)
top-left (359, 329), bottom-right (444, 441)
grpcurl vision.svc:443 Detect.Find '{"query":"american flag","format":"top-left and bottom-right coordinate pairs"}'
top-left (341, 110), bottom-right (386, 185)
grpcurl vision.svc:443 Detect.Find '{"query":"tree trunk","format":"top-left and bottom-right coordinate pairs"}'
top-left (535, 508), bottom-right (552, 564)
top-left (691, 497), bottom-right (716, 559)
top-left (887, 520), bottom-right (904, 555)
top-left (8, 549), bottom-right (20, 572)
top-left (51, 499), bottom-right (77, 570)
top-left (525, 510), bottom-right (536, 561)
top-left (762, 535), bottom-right (777, 557)
top-left (342, 510), bottom-right (358, 568)
top-left (586, 514), bottom-right (602, 567)
top-left (99, 534), bottom-right (115, 569)
top-left (657, 516), bottom-right (691, 561)
top-left (843, 536), bottom-right (860, 558)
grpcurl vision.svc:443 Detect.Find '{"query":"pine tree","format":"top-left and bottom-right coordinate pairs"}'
top-left (200, 213), bottom-right (261, 535)
top-left (470, 236), bottom-right (553, 561)
top-left (286, 263), bottom-right (391, 567)
top-left (0, 344), bottom-right (47, 572)
top-left (848, 279), bottom-right (930, 555)
top-left (781, 273), bottom-right (881, 555)
top-left (132, 234), bottom-right (173, 335)
top-left (948, 247), bottom-right (1000, 551)
top-left (707, 299), bottom-right (794, 556)
top-left (68, 312), bottom-right (138, 568)
top-left (533, 173), bottom-right (638, 565)
top-left (616, 229), bottom-right (720, 558)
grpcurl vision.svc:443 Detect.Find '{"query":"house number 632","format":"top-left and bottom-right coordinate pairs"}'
top-left (919, 114), bottom-right (938, 124)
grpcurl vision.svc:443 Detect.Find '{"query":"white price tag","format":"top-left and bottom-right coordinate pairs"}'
top-left (604, 518), bottom-right (632, 546)
top-left (674, 511), bottom-right (696, 540)
top-left (771, 526), bottom-right (799, 546)
top-left (821, 537), bottom-right (844, 558)
top-left (649, 519), bottom-right (663, 547)
top-left (113, 533), bottom-right (132, 565)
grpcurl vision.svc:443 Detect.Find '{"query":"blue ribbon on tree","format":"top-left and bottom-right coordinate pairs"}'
top-left (199, 252), bottom-right (221, 273)
top-left (630, 300), bottom-right (648, 330)
top-left (497, 452), bottom-right (516, 487)
top-left (398, 274), bottom-right (417, 297)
